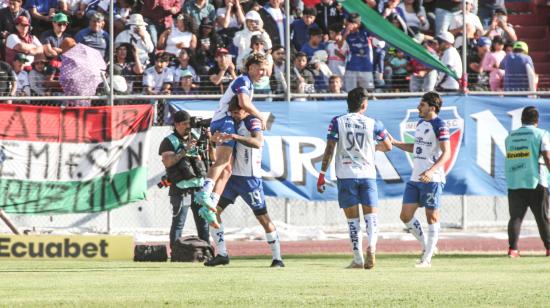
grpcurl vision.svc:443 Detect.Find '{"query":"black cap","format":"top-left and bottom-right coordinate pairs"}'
top-left (173, 110), bottom-right (191, 123)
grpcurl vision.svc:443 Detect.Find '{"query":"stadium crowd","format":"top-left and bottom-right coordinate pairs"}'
top-left (0, 0), bottom-right (540, 102)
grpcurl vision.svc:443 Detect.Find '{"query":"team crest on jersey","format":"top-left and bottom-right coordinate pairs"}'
top-left (399, 106), bottom-right (464, 174)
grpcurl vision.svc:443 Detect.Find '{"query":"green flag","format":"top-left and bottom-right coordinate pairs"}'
top-left (340, 0), bottom-right (459, 80)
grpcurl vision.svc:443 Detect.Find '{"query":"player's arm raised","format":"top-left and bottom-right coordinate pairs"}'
top-left (317, 139), bottom-right (337, 193)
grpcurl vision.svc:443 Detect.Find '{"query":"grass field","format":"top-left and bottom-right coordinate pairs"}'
top-left (1, 254), bottom-right (549, 307)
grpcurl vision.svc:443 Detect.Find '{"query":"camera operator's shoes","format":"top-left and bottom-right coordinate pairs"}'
top-left (270, 259), bottom-right (285, 268)
top-left (195, 190), bottom-right (217, 212)
top-left (198, 206), bottom-right (220, 228)
top-left (204, 254), bottom-right (230, 267)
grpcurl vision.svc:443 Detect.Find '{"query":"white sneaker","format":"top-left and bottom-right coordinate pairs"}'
top-left (346, 260), bottom-right (364, 269)
top-left (415, 260), bottom-right (431, 268)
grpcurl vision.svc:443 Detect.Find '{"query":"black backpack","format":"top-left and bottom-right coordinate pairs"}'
top-left (171, 235), bottom-right (214, 262)
top-left (134, 245), bottom-right (168, 262)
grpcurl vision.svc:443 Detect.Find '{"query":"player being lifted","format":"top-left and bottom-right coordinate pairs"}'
top-left (390, 92), bottom-right (451, 268)
top-left (204, 98), bottom-right (284, 268)
top-left (195, 54), bottom-right (269, 226)
top-left (317, 87), bottom-right (392, 269)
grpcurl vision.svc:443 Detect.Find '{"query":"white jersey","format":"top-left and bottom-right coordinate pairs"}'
top-left (410, 117), bottom-right (450, 183)
top-left (232, 116), bottom-right (263, 178)
top-left (212, 74), bottom-right (254, 122)
top-left (327, 113), bottom-right (387, 179)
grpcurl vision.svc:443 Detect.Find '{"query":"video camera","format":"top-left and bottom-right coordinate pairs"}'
top-left (190, 116), bottom-right (211, 129)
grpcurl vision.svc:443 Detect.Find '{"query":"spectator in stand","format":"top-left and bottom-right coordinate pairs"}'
top-left (12, 53), bottom-right (30, 96)
top-left (290, 6), bottom-right (318, 52)
top-left (143, 52), bottom-right (173, 94)
top-left (343, 13), bottom-right (374, 92)
top-left (0, 0), bottom-right (31, 60)
top-left (259, 0), bottom-right (285, 48)
top-left (325, 23), bottom-right (348, 77)
top-left (233, 10), bottom-right (271, 72)
top-left (113, 42), bottom-right (143, 93)
top-left (172, 69), bottom-right (199, 95)
top-left (140, 0), bottom-right (181, 47)
top-left (448, 0), bottom-right (483, 50)
top-left (309, 49), bottom-right (331, 92)
top-left (207, 47), bottom-right (237, 94)
top-left (290, 51), bottom-right (315, 100)
top-left (194, 17), bottom-right (223, 72)
top-left (115, 13), bottom-right (154, 66)
top-left (25, 0), bottom-right (56, 34)
top-left (41, 13), bottom-right (72, 60)
top-left (484, 6), bottom-right (517, 44)
top-left (171, 48), bottom-right (200, 85)
top-left (477, 0), bottom-right (505, 28)
top-left (78, 0), bottom-right (105, 20)
top-left (500, 41), bottom-right (536, 92)
top-left (435, 31), bottom-right (462, 92)
top-left (75, 12), bottom-right (109, 59)
top-left (381, 0), bottom-right (407, 33)
top-left (215, 0), bottom-right (245, 47)
top-left (59, 0), bottom-right (85, 30)
top-left (434, 0), bottom-right (461, 35)
top-left (182, 0), bottom-right (216, 28)
top-left (399, 0), bottom-right (430, 35)
top-left (28, 53), bottom-right (51, 96)
top-left (408, 39), bottom-right (438, 92)
top-left (158, 14), bottom-right (197, 58)
top-left (270, 44), bottom-right (286, 95)
top-left (388, 49), bottom-right (409, 90)
top-left (300, 27), bottom-right (325, 59)
top-left (0, 59), bottom-right (16, 101)
top-left (481, 35), bottom-right (505, 91)
top-left (327, 75), bottom-right (345, 95)
top-left (5, 16), bottom-right (43, 67)
top-left (315, 0), bottom-right (344, 38)
top-left (467, 36), bottom-right (491, 89)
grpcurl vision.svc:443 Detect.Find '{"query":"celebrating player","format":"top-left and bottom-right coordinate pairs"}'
top-left (389, 92), bottom-right (451, 268)
top-left (317, 87), bottom-right (392, 269)
top-left (204, 98), bottom-right (284, 268)
top-left (195, 54), bottom-right (269, 227)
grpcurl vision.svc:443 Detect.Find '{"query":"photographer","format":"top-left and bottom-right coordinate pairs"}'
top-left (158, 110), bottom-right (209, 252)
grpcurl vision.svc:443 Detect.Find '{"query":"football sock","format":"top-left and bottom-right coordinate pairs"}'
top-left (425, 222), bottom-right (440, 262)
top-left (202, 178), bottom-right (214, 193)
top-left (347, 218), bottom-right (364, 264)
top-left (364, 213), bottom-right (378, 253)
top-left (405, 217), bottom-right (426, 251)
top-left (211, 192), bottom-right (220, 206)
top-left (210, 224), bottom-right (227, 257)
top-left (266, 231), bottom-right (282, 261)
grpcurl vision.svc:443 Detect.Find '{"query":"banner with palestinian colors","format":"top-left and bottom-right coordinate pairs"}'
top-left (0, 104), bottom-right (153, 214)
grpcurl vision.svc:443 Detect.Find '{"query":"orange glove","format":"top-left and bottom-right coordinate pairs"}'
top-left (317, 171), bottom-right (326, 193)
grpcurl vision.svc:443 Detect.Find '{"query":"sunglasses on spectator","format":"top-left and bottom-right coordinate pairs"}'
top-left (55, 22), bottom-right (68, 26)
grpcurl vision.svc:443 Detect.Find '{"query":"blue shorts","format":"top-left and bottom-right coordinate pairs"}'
top-left (337, 178), bottom-right (378, 209)
top-left (219, 175), bottom-right (267, 216)
top-left (402, 181), bottom-right (444, 210)
top-left (210, 115), bottom-right (236, 147)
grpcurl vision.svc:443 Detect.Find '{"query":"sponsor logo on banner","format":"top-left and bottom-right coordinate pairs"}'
top-left (0, 235), bottom-right (133, 260)
top-left (399, 106), bottom-right (464, 174)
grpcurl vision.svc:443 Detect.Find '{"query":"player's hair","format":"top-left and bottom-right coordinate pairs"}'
top-left (245, 53), bottom-right (268, 70)
top-left (421, 91), bottom-right (443, 114)
top-left (521, 106), bottom-right (539, 125)
top-left (228, 95), bottom-right (241, 112)
top-left (347, 87), bottom-right (369, 112)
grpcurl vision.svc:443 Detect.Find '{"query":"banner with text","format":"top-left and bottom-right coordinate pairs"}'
top-left (0, 104), bottom-right (153, 214)
top-left (170, 96), bottom-right (550, 201)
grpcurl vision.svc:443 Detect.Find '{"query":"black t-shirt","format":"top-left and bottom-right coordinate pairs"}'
top-left (40, 30), bottom-right (70, 50)
top-left (0, 60), bottom-right (15, 95)
top-left (205, 64), bottom-right (233, 94)
top-left (158, 131), bottom-right (187, 196)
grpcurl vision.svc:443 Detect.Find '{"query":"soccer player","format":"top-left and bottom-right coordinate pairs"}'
top-left (389, 91), bottom-right (451, 268)
top-left (195, 54), bottom-right (269, 227)
top-left (204, 98), bottom-right (284, 268)
top-left (317, 87), bottom-right (392, 269)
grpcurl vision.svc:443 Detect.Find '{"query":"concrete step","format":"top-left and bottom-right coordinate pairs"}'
top-left (530, 51), bottom-right (550, 63)
top-left (514, 25), bottom-right (548, 39)
top-left (523, 38), bottom-right (549, 51)
top-left (508, 13), bottom-right (548, 26)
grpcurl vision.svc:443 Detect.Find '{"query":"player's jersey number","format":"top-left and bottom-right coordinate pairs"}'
top-left (345, 132), bottom-right (365, 151)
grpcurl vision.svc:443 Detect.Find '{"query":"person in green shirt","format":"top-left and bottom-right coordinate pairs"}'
top-left (504, 106), bottom-right (550, 258)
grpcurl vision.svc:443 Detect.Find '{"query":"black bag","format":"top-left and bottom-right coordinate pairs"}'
top-left (134, 245), bottom-right (168, 262)
top-left (171, 235), bottom-right (214, 262)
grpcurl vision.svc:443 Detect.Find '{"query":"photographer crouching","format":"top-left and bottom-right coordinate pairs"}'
top-left (158, 110), bottom-right (211, 252)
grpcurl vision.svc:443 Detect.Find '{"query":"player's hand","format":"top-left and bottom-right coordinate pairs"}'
top-left (419, 169), bottom-right (433, 183)
top-left (317, 172), bottom-right (326, 193)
